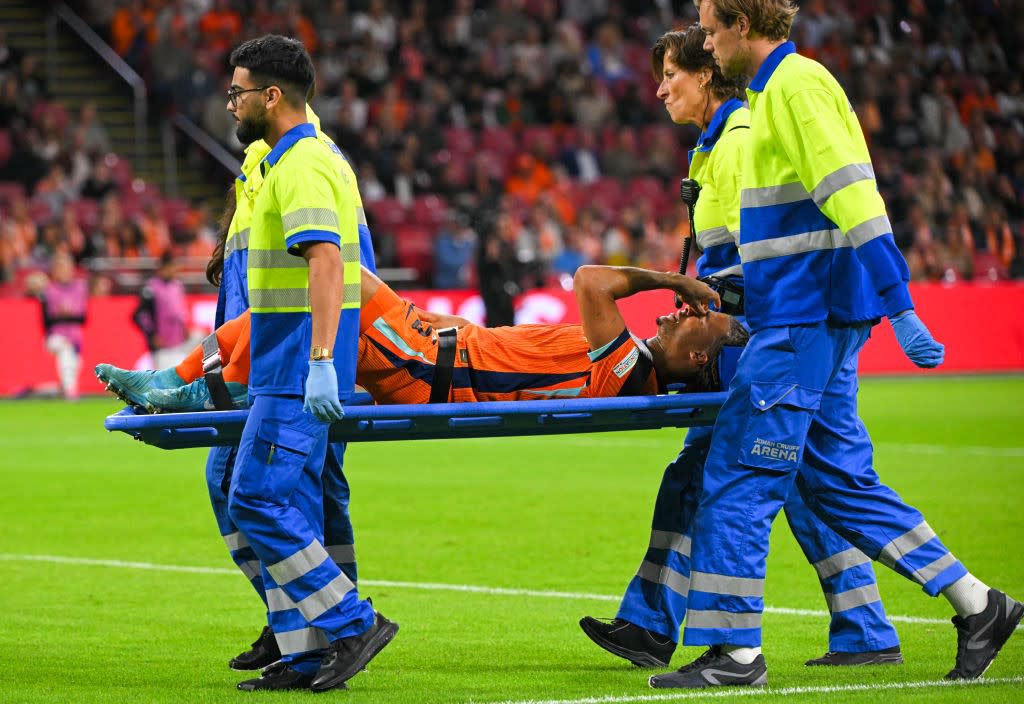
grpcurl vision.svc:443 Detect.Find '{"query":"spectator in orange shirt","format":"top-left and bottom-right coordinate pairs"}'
top-left (283, 0), bottom-right (318, 54)
top-left (0, 196), bottom-right (35, 279)
top-left (198, 0), bottom-right (243, 54)
top-left (138, 199), bottom-right (171, 259)
top-left (110, 0), bottom-right (156, 63)
top-left (984, 206), bottom-right (1016, 272)
top-left (959, 77), bottom-right (1000, 126)
top-left (504, 153), bottom-right (554, 207)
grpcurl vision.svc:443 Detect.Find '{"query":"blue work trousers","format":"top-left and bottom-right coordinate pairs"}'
top-left (227, 394), bottom-right (374, 673)
top-left (681, 323), bottom-right (965, 648)
top-left (617, 421), bottom-right (900, 652)
top-left (207, 441), bottom-right (358, 599)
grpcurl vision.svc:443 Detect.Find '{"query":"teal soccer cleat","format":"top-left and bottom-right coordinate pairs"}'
top-left (145, 378), bottom-right (250, 413)
top-left (95, 364), bottom-right (185, 408)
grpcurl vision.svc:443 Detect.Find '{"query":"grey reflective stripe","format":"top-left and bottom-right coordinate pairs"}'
top-left (266, 541), bottom-right (329, 586)
top-left (878, 522), bottom-right (937, 570)
top-left (649, 530), bottom-right (692, 557)
top-left (250, 288), bottom-right (309, 310)
top-left (225, 228), bottom-right (250, 256)
top-left (275, 627), bottom-right (330, 656)
top-left (248, 249), bottom-right (308, 269)
top-left (344, 282), bottom-right (361, 304)
top-left (912, 551), bottom-right (959, 586)
top-left (356, 207), bottom-right (367, 225)
top-left (810, 163), bottom-right (875, 207)
top-left (327, 544), bottom-right (356, 565)
top-left (239, 560), bottom-right (261, 581)
top-left (846, 214), bottom-right (892, 248)
top-left (341, 242), bottom-right (361, 264)
top-left (223, 531), bottom-right (249, 552)
top-left (707, 263), bottom-right (743, 279)
top-left (686, 609), bottom-right (761, 630)
top-left (813, 547), bottom-right (870, 580)
top-left (294, 573), bottom-right (355, 621)
top-left (740, 181), bottom-right (810, 209)
top-left (637, 560), bottom-right (690, 597)
top-left (827, 583), bottom-right (881, 612)
top-left (282, 207), bottom-right (340, 233)
top-left (696, 226), bottom-right (734, 249)
top-left (691, 571), bottom-right (764, 598)
top-left (741, 228), bottom-right (847, 263)
top-left (267, 573), bottom-right (355, 621)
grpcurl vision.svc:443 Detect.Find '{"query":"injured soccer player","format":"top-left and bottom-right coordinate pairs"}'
top-left (97, 264), bottom-right (748, 412)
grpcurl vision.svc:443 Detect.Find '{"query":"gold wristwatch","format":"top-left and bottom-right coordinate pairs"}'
top-left (310, 345), bottom-right (333, 361)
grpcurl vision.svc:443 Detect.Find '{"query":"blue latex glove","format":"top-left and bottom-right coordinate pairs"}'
top-left (304, 360), bottom-right (345, 422)
top-left (890, 310), bottom-right (944, 368)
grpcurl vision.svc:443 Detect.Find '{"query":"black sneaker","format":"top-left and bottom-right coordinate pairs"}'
top-left (229, 625), bottom-right (282, 671)
top-left (237, 661), bottom-right (347, 691)
top-left (649, 646), bottom-right (768, 689)
top-left (310, 611), bottom-right (399, 691)
top-left (945, 588), bottom-right (1023, 680)
top-left (805, 646), bottom-right (903, 667)
top-left (579, 617), bottom-right (675, 667)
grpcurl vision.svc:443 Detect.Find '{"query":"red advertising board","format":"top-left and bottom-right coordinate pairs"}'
top-left (4, 282), bottom-right (1023, 397)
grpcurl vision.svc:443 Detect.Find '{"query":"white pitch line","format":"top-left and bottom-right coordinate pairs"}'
top-left (0, 553), bottom-right (963, 626)
top-left (876, 442), bottom-right (1024, 458)
top-left (490, 436), bottom-right (1024, 458)
top-left (482, 677), bottom-right (1024, 704)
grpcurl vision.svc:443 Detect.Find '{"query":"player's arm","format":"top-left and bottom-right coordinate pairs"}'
top-left (414, 308), bottom-right (472, 329)
top-left (776, 88), bottom-right (912, 317)
top-left (573, 265), bottom-right (719, 349)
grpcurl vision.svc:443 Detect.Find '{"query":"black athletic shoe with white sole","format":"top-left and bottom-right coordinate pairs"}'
top-left (805, 645), bottom-right (903, 667)
top-left (579, 617), bottom-right (675, 668)
top-left (945, 588), bottom-right (1023, 680)
top-left (649, 646), bottom-right (767, 689)
top-left (310, 611), bottom-right (399, 691)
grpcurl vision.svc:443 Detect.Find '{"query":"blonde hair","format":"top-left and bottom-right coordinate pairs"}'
top-left (695, 0), bottom-right (798, 42)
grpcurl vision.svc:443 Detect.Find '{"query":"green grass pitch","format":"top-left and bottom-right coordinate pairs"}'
top-left (0, 376), bottom-right (1022, 703)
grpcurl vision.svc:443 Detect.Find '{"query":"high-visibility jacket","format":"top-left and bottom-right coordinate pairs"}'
top-left (216, 107), bottom-right (376, 329)
top-left (248, 122), bottom-right (362, 398)
top-left (739, 42), bottom-right (912, 331)
top-left (689, 98), bottom-right (746, 280)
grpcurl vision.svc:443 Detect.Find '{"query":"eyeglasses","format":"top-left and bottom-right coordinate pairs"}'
top-left (227, 86), bottom-right (269, 108)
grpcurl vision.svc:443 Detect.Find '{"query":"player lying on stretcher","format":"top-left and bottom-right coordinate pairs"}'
top-left (97, 264), bottom-right (749, 412)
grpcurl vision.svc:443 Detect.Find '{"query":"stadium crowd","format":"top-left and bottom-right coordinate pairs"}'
top-left (2, 0), bottom-right (1024, 294)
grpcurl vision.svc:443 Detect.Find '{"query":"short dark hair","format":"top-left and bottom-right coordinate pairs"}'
top-left (651, 25), bottom-right (746, 102)
top-left (693, 316), bottom-right (750, 392)
top-left (229, 34), bottom-right (314, 108)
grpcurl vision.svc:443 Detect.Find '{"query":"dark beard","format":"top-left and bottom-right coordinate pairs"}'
top-left (236, 113), bottom-right (268, 145)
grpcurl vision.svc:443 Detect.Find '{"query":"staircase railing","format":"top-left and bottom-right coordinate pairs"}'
top-left (46, 2), bottom-right (147, 166)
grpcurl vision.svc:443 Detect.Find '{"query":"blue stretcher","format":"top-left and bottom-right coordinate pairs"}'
top-left (103, 390), bottom-right (728, 450)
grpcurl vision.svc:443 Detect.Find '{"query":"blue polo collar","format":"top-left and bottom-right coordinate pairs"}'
top-left (261, 122), bottom-right (317, 174)
top-left (748, 41), bottom-right (796, 93)
top-left (689, 97), bottom-right (745, 164)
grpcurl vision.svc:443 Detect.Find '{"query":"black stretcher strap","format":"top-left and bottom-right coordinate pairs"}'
top-left (429, 327), bottom-right (458, 404)
top-left (201, 332), bottom-right (236, 411)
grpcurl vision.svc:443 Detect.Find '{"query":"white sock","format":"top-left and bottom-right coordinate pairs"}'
top-left (942, 573), bottom-right (990, 618)
top-left (722, 645), bottom-right (761, 664)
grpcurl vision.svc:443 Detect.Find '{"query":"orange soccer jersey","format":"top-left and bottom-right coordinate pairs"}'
top-left (357, 284), bottom-right (663, 404)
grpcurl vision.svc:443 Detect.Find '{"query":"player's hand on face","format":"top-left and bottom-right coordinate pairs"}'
top-left (670, 273), bottom-right (720, 316)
